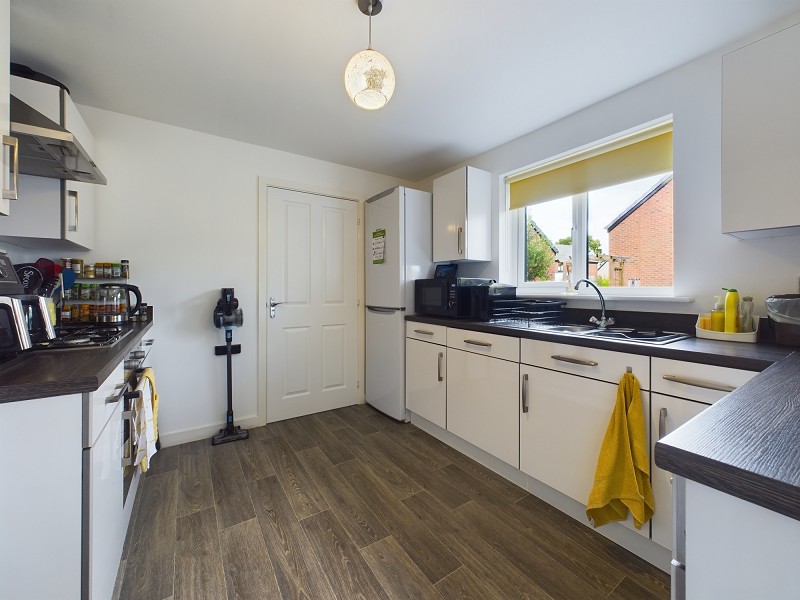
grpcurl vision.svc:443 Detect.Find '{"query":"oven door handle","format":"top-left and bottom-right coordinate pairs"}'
top-left (121, 388), bottom-right (142, 468)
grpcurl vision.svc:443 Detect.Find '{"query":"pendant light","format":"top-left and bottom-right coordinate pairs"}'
top-left (344, 0), bottom-right (395, 110)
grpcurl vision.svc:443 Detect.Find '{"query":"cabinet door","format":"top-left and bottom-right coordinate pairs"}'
top-left (433, 167), bottom-right (466, 262)
top-left (520, 364), bottom-right (650, 537)
top-left (447, 348), bottom-right (519, 467)
top-left (405, 338), bottom-right (446, 428)
top-left (650, 392), bottom-right (708, 549)
top-left (722, 22), bottom-right (800, 237)
top-left (1, 0), bottom-right (11, 214)
top-left (88, 399), bottom-right (126, 600)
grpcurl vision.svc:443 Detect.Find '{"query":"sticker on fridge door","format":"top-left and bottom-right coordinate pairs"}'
top-left (372, 228), bottom-right (386, 264)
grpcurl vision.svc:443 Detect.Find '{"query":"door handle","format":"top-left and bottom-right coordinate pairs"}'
top-left (457, 227), bottom-right (464, 255)
top-left (268, 296), bottom-right (285, 318)
top-left (2, 135), bottom-right (19, 200)
top-left (437, 352), bottom-right (444, 382)
top-left (662, 374), bottom-right (736, 393)
top-left (67, 189), bottom-right (79, 232)
top-left (659, 407), bottom-right (668, 440)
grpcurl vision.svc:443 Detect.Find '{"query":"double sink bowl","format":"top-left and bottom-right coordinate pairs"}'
top-left (492, 321), bottom-right (692, 345)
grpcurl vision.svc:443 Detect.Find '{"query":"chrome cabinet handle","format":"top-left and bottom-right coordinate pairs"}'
top-left (105, 383), bottom-right (127, 404)
top-left (66, 189), bottom-right (79, 232)
top-left (414, 329), bottom-right (434, 336)
top-left (551, 355), bottom-right (599, 367)
top-left (659, 407), bottom-right (668, 440)
top-left (464, 339), bottom-right (492, 349)
top-left (662, 374), bottom-right (736, 393)
top-left (457, 226), bottom-right (464, 255)
top-left (521, 373), bottom-right (529, 413)
top-left (437, 352), bottom-right (444, 382)
top-left (2, 135), bottom-right (19, 200)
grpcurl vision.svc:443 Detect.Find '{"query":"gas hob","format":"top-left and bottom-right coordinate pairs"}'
top-left (34, 326), bottom-right (133, 350)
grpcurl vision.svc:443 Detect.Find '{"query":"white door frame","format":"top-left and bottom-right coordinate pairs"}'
top-left (257, 177), bottom-right (365, 425)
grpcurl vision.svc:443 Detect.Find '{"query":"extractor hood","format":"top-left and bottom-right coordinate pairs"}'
top-left (10, 95), bottom-right (107, 185)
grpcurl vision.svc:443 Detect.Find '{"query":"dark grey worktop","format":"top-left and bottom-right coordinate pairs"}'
top-left (0, 320), bottom-right (154, 403)
top-left (407, 314), bottom-right (800, 521)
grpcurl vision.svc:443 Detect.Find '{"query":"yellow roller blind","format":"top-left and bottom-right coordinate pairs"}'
top-left (508, 128), bottom-right (672, 210)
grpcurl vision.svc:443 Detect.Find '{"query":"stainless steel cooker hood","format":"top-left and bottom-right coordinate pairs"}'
top-left (9, 95), bottom-right (107, 185)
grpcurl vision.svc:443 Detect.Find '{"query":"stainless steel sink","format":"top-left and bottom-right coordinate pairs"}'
top-left (540, 324), bottom-right (692, 345)
top-left (544, 324), bottom-right (597, 333)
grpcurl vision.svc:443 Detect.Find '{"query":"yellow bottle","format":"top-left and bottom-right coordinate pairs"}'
top-left (723, 288), bottom-right (739, 333)
top-left (710, 296), bottom-right (725, 332)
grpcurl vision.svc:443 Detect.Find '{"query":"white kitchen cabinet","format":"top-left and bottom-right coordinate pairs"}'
top-left (0, 0), bottom-right (17, 215)
top-left (722, 22), bottom-right (800, 238)
top-left (650, 357), bottom-right (758, 550)
top-left (0, 393), bottom-right (84, 599)
top-left (685, 480), bottom-right (800, 599)
top-left (520, 339), bottom-right (650, 537)
top-left (405, 323), bottom-right (447, 428)
top-left (432, 166), bottom-right (491, 262)
top-left (0, 75), bottom-right (96, 249)
top-left (446, 328), bottom-right (519, 467)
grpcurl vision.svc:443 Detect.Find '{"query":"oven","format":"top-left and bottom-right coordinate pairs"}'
top-left (122, 337), bottom-right (155, 506)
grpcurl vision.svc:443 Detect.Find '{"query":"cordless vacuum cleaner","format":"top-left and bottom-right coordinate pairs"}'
top-left (211, 288), bottom-right (248, 445)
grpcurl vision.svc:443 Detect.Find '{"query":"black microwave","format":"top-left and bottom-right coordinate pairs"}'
top-left (414, 278), bottom-right (471, 318)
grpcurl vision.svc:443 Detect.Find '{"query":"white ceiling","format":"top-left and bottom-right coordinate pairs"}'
top-left (9, 0), bottom-right (800, 181)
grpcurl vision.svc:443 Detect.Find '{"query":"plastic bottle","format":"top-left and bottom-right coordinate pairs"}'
top-left (723, 288), bottom-right (739, 333)
top-left (710, 296), bottom-right (725, 332)
top-left (739, 296), bottom-right (754, 333)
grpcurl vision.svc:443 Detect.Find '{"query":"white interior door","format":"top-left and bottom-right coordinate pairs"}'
top-left (266, 187), bottom-right (359, 422)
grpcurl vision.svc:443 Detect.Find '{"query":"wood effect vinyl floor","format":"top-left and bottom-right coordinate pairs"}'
top-left (114, 403), bottom-right (670, 600)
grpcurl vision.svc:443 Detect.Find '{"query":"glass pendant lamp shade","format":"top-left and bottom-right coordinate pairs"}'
top-left (344, 49), bottom-right (395, 110)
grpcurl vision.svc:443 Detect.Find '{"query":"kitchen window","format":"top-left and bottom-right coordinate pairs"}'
top-left (507, 120), bottom-right (673, 295)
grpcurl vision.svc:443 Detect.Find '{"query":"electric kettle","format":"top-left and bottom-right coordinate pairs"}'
top-left (98, 283), bottom-right (142, 323)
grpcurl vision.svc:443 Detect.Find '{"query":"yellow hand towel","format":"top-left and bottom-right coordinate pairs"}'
top-left (140, 367), bottom-right (159, 443)
top-left (586, 371), bottom-right (654, 529)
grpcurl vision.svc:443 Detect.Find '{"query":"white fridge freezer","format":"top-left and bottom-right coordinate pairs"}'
top-left (365, 187), bottom-right (432, 421)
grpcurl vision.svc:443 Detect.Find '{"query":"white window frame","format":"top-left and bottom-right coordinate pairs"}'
top-left (507, 119), bottom-right (677, 300)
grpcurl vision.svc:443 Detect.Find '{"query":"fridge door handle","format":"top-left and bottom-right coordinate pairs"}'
top-left (366, 306), bottom-right (402, 314)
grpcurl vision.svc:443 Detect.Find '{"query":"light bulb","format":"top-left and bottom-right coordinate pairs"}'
top-left (344, 49), bottom-right (395, 110)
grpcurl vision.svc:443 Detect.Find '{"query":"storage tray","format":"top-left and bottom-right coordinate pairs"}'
top-left (695, 316), bottom-right (758, 343)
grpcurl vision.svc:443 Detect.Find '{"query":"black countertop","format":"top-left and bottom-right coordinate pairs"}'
top-left (406, 315), bottom-right (793, 371)
top-left (0, 320), bottom-right (154, 403)
top-left (408, 314), bottom-right (800, 521)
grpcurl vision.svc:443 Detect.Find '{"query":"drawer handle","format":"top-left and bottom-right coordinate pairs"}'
top-left (464, 339), bottom-right (492, 348)
top-left (662, 374), bottom-right (736, 393)
top-left (437, 352), bottom-right (444, 382)
top-left (457, 227), bottom-right (464, 255)
top-left (521, 373), bottom-right (529, 413)
top-left (414, 329), bottom-right (434, 336)
top-left (551, 355), bottom-right (598, 367)
top-left (105, 383), bottom-right (127, 405)
top-left (659, 407), bottom-right (668, 440)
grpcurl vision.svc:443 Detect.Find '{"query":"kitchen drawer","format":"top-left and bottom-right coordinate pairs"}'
top-left (446, 327), bottom-right (519, 362)
top-left (84, 361), bottom-right (126, 448)
top-left (521, 339), bottom-right (650, 388)
top-left (651, 358), bottom-right (757, 404)
top-left (406, 322), bottom-right (447, 345)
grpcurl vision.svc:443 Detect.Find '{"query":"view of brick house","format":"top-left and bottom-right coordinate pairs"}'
top-left (606, 175), bottom-right (673, 286)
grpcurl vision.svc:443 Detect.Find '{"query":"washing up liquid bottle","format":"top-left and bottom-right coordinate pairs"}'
top-left (710, 296), bottom-right (725, 332)
top-left (723, 288), bottom-right (739, 333)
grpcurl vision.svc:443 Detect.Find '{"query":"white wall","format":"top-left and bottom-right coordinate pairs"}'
top-left (426, 12), bottom-right (800, 318)
top-left (77, 107), bottom-right (403, 445)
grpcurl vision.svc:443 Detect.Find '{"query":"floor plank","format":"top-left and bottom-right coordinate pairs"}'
top-left (338, 458), bottom-right (462, 584)
top-left (146, 443), bottom-right (181, 476)
top-left (360, 536), bottom-right (445, 600)
top-left (262, 435), bottom-right (329, 520)
top-left (434, 566), bottom-right (501, 600)
top-left (272, 417), bottom-right (319, 452)
top-left (209, 442), bottom-right (256, 530)
top-left (334, 426), bottom-right (423, 499)
top-left (335, 404), bottom-right (382, 435)
top-left (249, 476), bottom-right (338, 600)
top-left (234, 434), bottom-right (276, 481)
top-left (313, 408), bottom-right (350, 431)
top-left (296, 446), bottom-right (389, 549)
top-left (300, 510), bottom-right (390, 600)
top-left (302, 413), bottom-right (356, 464)
top-left (120, 470), bottom-right (178, 600)
top-left (369, 431), bottom-right (470, 510)
top-left (403, 492), bottom-right (554, 600)
top-left (177, 440), bottom-right (214, 518)
top-left (607, 576), bottom-right (666, 600)
top-left (174, 507), bottom-right (226, 600)
top-left (452, 499), bottom-right (607, 600)
top-left (219, 518), bottom-right (281, 600)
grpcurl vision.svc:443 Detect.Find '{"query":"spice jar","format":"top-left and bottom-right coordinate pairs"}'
top-left (72, 259), bottom-right (84, 277)
top-left (120, 260), bottom-right (129, 279)
top-left (84, 264), bottom-right (96, 278)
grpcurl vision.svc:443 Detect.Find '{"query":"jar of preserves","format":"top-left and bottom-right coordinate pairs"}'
top-left (72, 259), bottom-right (84, 276)
top-left (61, 305), bottom-right (72, 323)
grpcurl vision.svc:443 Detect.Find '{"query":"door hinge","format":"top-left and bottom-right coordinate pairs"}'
top-left (356, 380), bottom-right (360, 389)
top-left (357, 217), bottom-right (361, 226)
